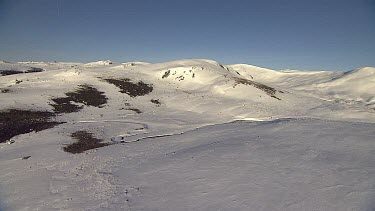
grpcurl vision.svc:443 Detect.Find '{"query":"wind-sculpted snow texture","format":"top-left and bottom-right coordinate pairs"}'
top-left (0, 59), bottom-right (374, 210)
top-left (110, 118), bottom-right (375, 210)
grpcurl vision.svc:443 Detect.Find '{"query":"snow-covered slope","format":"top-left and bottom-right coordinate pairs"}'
top-left (229, 64), bottom-right (375, 109)
top-left (228, 64), bottom-right (342, 86)
top-left (315, 67), bottom-right (375, 106)
top-left (0, 59), bottom-right (374, 210)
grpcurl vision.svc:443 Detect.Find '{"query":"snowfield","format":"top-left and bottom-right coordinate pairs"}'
top-left (0, 59), bottom-right (374, 210)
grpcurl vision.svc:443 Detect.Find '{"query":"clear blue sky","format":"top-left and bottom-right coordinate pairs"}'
top-left (0, 0), bottom-right (374, 70)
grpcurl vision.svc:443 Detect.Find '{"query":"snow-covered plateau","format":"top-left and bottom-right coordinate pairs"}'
top-left (0, 59), bottom-right (374, 210)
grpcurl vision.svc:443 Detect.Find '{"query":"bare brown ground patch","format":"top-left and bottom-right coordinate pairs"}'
top-left (0, 67), bottom-right (44, 76)
top-left (63, 131), bottom-right (111, 154)
top-left (100, 78), bottom-right (153, 97)
top-left (50, 84), bottom-right (108, 113)
top-left (0, 109), bottom-right (63, 143)
top-left (233, 77), bottom-right (281, 100)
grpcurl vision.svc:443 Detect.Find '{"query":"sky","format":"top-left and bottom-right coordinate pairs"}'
top-left (0, 0), bottom-right (374, 70)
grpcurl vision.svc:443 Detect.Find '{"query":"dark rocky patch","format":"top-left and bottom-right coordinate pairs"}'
top-left (63, 131), bottom-right (111, 154)
top-left (127, 108), bottom-right (142, 114)
top-left (271, 96), bottom-right (282, 100)
top-left (1, 67), bottom-right (44, 76)
top-left (65, 84), bottom-right (107, 107)
top-left (26, 67), bottom-right (44, 73)
top-left (218, 63), bottom-right (236, 74)
top-left (1, 70), bottom-right (23, 76)
top-left (218, 64), bottom-right (226, 69)
top-left (162, 70), bottom-right (171, 79)
top-left (176, 76), bottom-right (185, 81)
top-left (1, 88), bottom-right (11, 93)
top-left (0, 109), bottom-right (63, 143)
top-left (233, 77), bottom-right (281, 100)
top-left (50, 84), bottom-right (107, 113)
top-left (22, 156), bottom-right (31, 160)
top-left (151, 99), bottom-right (161, 106)
top-left (50, 97), bottom-right (82, 113)
top-left (101, 78), bottom-right (153, 97)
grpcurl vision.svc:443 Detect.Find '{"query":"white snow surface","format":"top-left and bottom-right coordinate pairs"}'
top-left (0, 59), bottom-right (375, 210)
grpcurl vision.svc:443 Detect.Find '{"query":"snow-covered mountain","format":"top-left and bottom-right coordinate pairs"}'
top-left (230, 64), bottom-right (375, 108)
top-left (0, 59), bottom-right (374, 210)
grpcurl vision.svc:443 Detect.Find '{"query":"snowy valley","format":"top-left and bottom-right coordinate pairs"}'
top-left (0, 59), bottom-right (374, 210)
